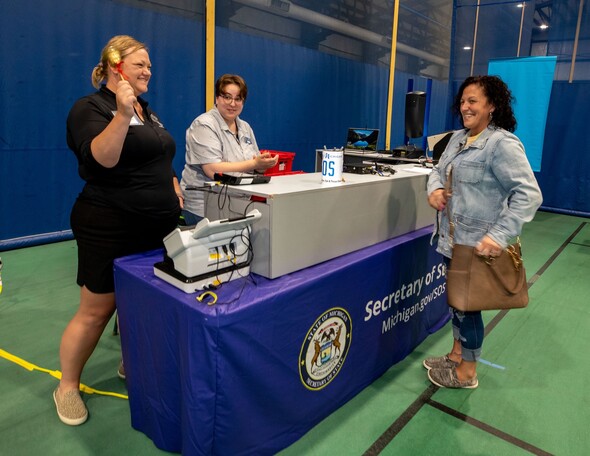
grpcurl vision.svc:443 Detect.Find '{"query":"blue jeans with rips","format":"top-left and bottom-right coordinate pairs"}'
top-left (450, 307), bottom-right (484, 362)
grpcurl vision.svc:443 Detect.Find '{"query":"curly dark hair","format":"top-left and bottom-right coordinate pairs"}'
top-left (453, 75), bottom-right (517, 132)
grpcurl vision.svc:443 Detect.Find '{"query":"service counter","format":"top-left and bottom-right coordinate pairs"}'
top-left (205, 167), bottom-right (434, 278)
top-left (114, 165), bottom-right (450, 455)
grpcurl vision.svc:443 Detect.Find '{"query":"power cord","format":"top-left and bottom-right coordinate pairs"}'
top-left (195, 225), bottom-right (254, 306)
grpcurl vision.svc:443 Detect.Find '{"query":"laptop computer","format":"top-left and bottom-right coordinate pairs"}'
top-left (345, 128), bottom-right (379, 153)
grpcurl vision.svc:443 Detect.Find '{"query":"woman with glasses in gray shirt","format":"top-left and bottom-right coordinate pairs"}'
top-left (179, 74), bottom-right (278, 224)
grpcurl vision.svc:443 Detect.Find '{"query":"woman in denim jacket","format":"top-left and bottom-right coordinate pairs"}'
top-left (424, 75), bottom-right (542, 389)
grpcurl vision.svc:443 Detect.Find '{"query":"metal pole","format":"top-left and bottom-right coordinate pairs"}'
top-left (569, 0), bottom-right (585, 83)
top-left (206, 0), bottom-right (216, 111)
top-left (385, 0), bottom-right (400, 151)
top-left (517, 2), bottom-right (526, 57)
top-left (470, 0), bottom-right (481, 76)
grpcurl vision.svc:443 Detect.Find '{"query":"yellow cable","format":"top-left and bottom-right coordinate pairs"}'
top-left (0, 348), bottom-right (128, 400)
top-left (196, 290), bottom-right (218, 305)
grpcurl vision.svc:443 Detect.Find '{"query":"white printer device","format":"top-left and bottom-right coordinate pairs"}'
top-left (154, 209), bottom-right (262, 293)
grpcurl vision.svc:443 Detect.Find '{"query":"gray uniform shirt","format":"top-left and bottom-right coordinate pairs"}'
top-left (180, 107), bottom-right (260, 216)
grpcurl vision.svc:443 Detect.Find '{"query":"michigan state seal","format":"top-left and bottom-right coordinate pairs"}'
top-left (299, 307), bottom-right (352, 390)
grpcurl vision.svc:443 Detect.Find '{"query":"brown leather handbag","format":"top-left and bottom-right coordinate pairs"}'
top-left (446, 240), bottom-right (529, 311)
top-left (444, 168), bottom-right (529, 311)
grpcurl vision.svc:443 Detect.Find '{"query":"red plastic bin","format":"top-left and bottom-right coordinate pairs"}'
top-left (265, 170), bottom-right (305, 177)
top-left (261, 150), bottom-right (296, 176)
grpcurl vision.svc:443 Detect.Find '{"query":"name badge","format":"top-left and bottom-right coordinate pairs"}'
top-left (130, 114), bottom-right (144, 126)
top-left (111, 111), bottom-right (144, 126)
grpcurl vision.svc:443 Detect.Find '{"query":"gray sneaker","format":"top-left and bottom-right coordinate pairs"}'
top-left (422, 354), bottom-right (460, 370)
top-left (427, 366), bottom-right (478, 389)
top-left (117, 359), bottom-right (126, 380)
top-left (53, 388), bottom-right (88, 425)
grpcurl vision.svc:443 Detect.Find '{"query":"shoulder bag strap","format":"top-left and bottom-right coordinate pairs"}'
top-left (445, 167), bottom-right (454, 244)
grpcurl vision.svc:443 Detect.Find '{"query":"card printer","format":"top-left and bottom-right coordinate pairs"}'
top-left (154, 209), bottom-right (262, 293)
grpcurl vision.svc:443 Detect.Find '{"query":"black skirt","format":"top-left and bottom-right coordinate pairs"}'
top-left (70, 198), bottom-right (179, 293)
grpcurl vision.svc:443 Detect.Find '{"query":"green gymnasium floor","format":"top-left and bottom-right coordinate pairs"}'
top-left (0, 211), bottom-right (588, 455)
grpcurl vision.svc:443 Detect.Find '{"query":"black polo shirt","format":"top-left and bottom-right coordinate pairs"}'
top-left (66, 86), bottom-right (179, 218)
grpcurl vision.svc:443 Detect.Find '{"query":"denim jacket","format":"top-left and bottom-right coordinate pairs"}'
top-left (427, 126), bottom-right (543, 258)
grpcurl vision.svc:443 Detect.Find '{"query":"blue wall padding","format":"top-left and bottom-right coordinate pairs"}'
top-left (0, 0), bottom-right (203, 246)
top-left (213, 28), bottom-right (449, 170)
top-left (0, 231), bottom-right (74, 251)
top-left (0, 1), bottom-right (449, 247)
top-left (216, 28), bottom-right (388, 171)
top-left (536, 81), bottom-right (590, 216)
top-left (187, 24), bottom-right (451, 170)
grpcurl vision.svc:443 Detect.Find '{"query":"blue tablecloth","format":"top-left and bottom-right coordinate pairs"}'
top-left (114, 225), bottom-right (450, 455)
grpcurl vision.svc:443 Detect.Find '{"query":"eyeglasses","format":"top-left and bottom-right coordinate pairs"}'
top-left (219, 93), bottom-right (244, 105)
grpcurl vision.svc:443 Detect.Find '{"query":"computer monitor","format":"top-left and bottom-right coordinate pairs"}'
top-left (345, 128), bottom-right (379, 152)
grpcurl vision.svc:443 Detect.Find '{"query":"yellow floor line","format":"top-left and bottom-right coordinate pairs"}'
top-left (0, 348), bottom-right (128, 400)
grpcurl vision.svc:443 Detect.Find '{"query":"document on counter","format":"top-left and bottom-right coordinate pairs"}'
top-left (404, 166), bottom-right (433, 175)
